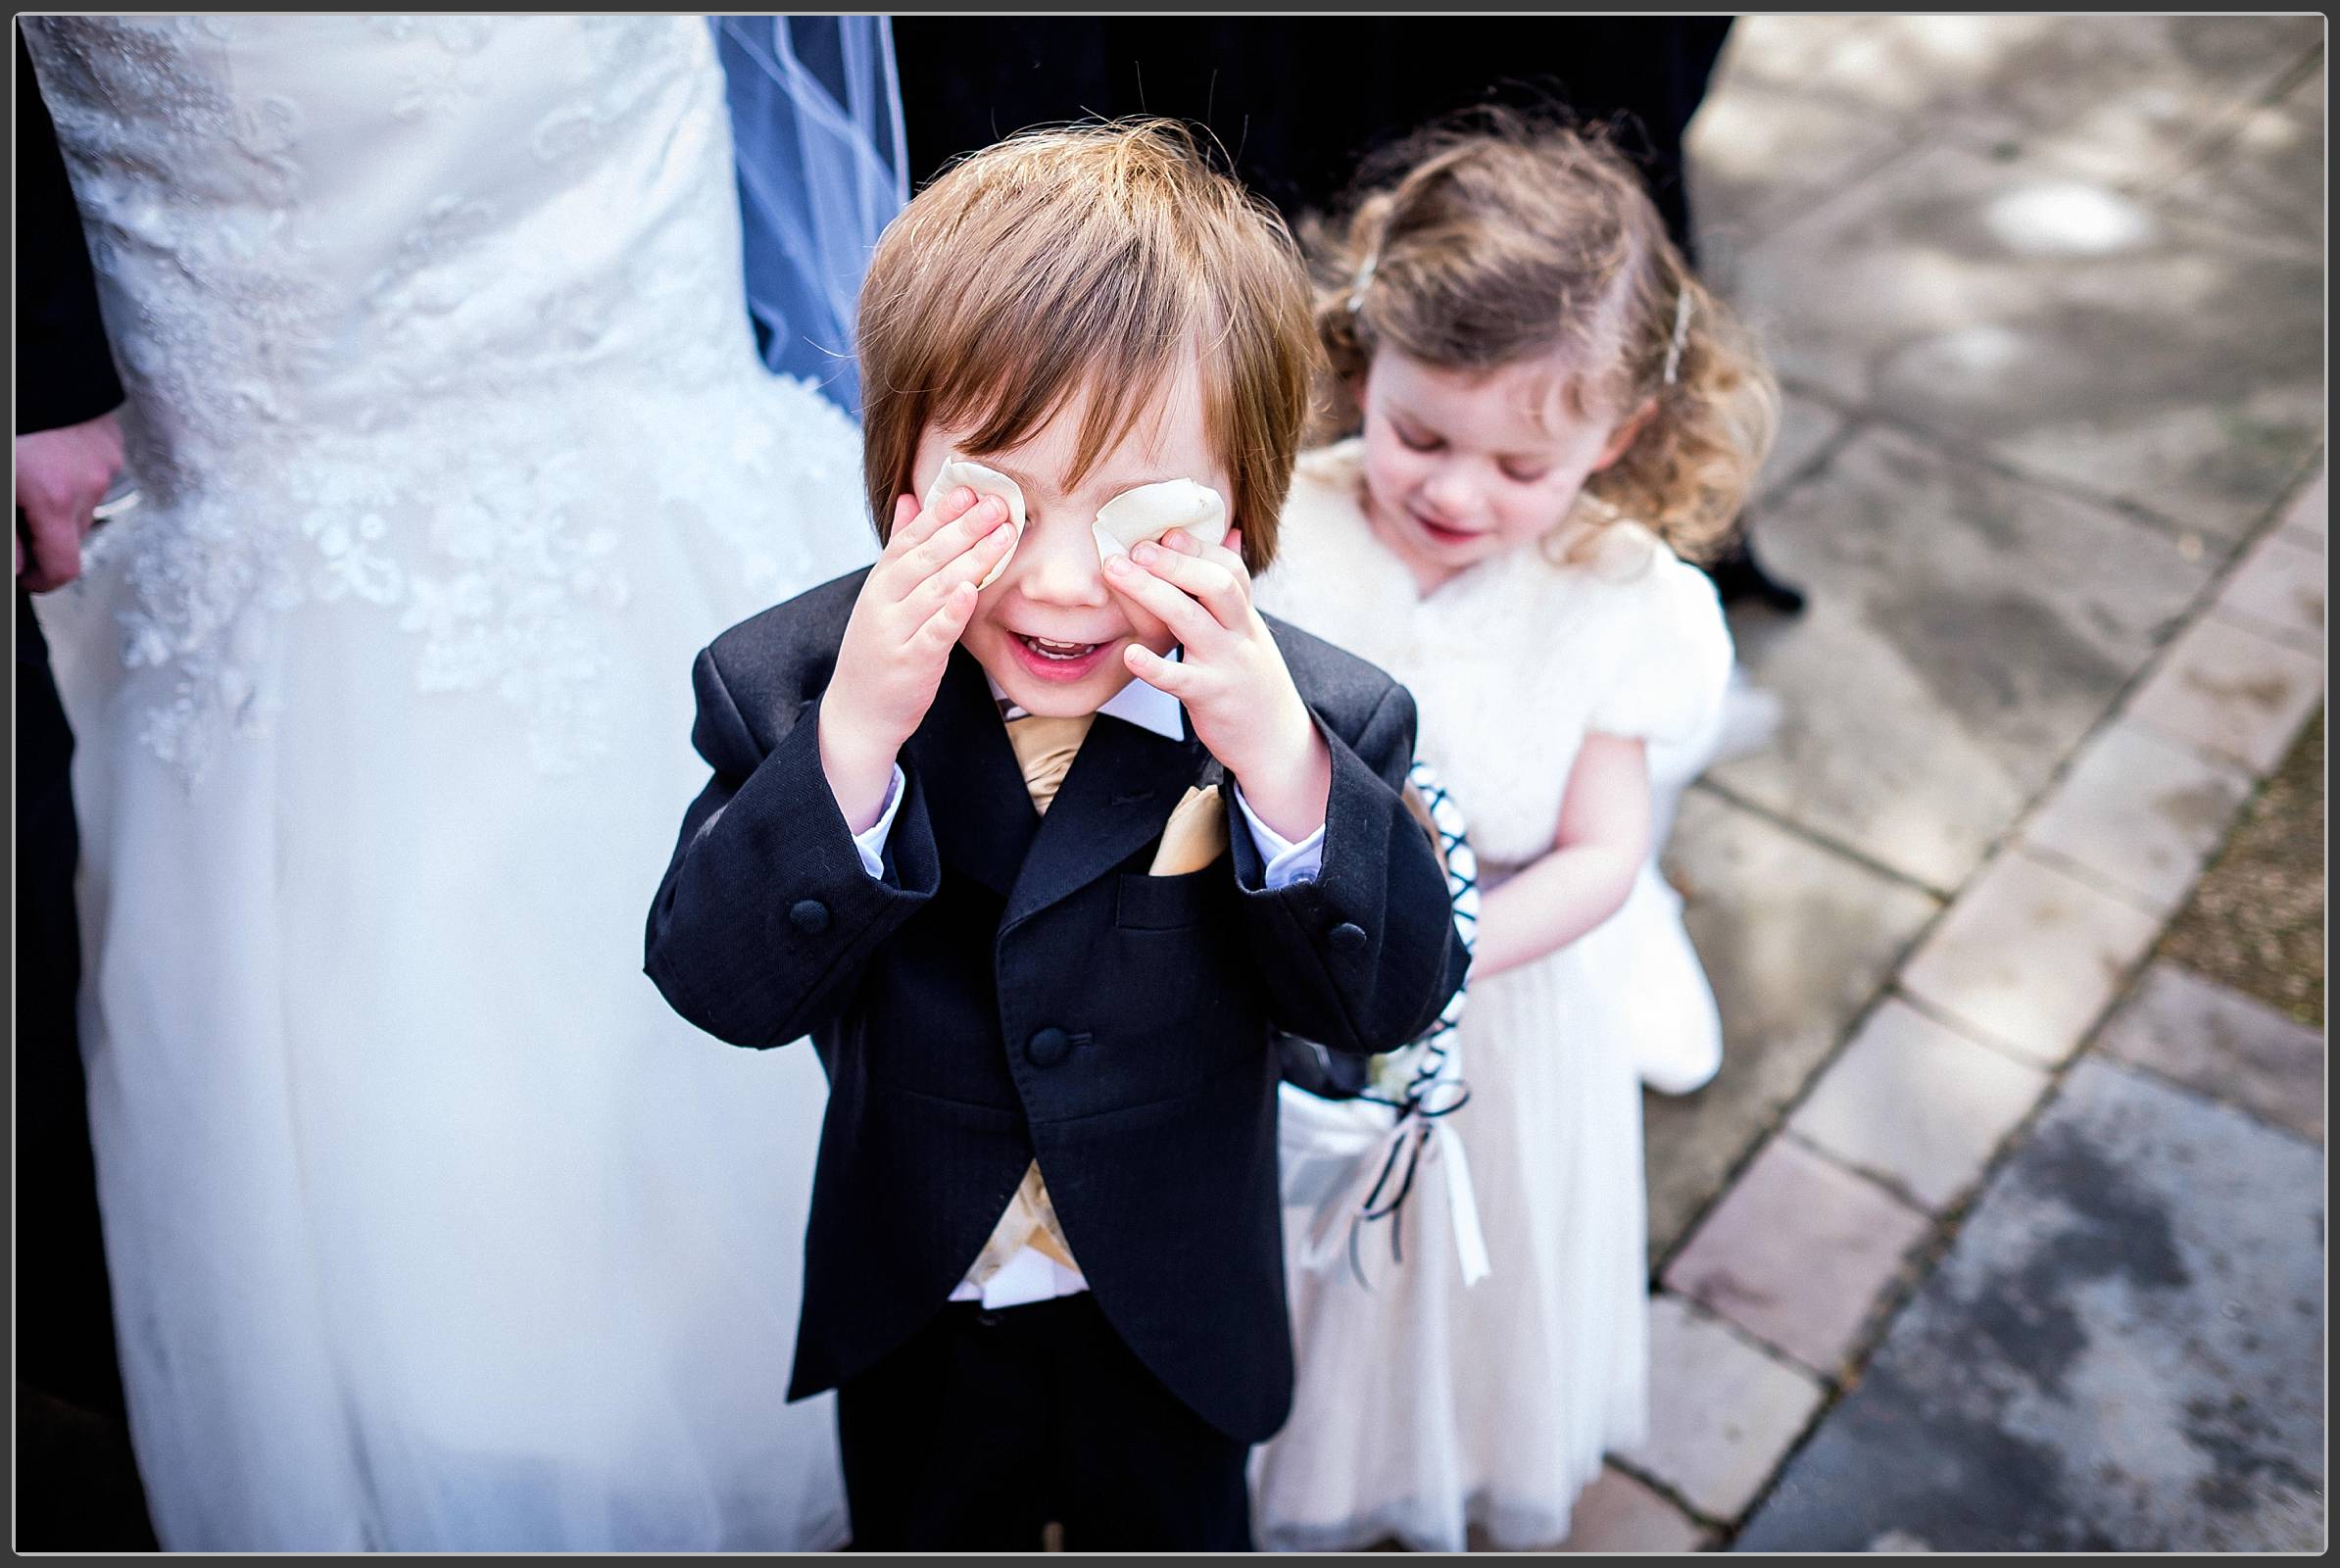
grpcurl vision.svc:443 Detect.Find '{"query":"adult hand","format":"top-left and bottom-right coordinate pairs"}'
top-left (15, 410), bottom-right (123, 593)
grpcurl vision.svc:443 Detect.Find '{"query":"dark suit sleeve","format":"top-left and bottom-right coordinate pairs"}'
top-left (17, 25), bottom-right (124, 436)
top-left (1228, 680), bottom-right (1470, 1057)
top-left (644, 645), bottom-right (942, 1048)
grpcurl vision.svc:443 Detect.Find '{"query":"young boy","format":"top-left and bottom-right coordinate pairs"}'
top-left (644, 120), bottom-right (1469, 1551)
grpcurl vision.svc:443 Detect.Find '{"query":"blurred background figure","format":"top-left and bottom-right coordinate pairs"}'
top-left (20, 16), bottom-right (895, 1549)
top-left (15, 24), bottom-right (156, 1550)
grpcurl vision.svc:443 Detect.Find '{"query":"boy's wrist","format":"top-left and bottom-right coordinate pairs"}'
top-left (817, 703), bottom-right (902, 834)
top-left (1230, 710), bottom-right (1333, 847)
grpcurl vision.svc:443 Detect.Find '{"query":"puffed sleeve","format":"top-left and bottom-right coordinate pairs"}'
top-left (1584, 546), bottom-right (1735, 748)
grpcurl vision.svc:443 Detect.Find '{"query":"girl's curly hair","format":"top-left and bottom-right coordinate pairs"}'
top-left (1304, 108), bottom-right (1779, 564)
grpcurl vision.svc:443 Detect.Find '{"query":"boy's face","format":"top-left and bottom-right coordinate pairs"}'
top-left (909, 362), bottom-right (1235, 719)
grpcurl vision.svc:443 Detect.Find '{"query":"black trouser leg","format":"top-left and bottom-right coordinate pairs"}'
top-left (836, 1300), bottom-right (1056, 1550)
top-left (836, 1295), bottom-right (1252, 1551)
top-left (1050, 1295), bottom-right (1251, 1551)
top-left (15, 596), bottom-right (121, 1418)
top-left (15, 593), bottom-right (156, 1548)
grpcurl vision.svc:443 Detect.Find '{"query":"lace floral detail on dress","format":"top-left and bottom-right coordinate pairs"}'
top-left (27, 15), bottom-right (859, 784)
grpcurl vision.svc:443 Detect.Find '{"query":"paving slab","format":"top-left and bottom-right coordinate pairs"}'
top-left (1899, 847), bottom-right (2168, 1067)
top-left (1788, 998), bottom-right (2052, 1213)
top-left (1663, 1136), bottom-right (1934, 1375)
top-left (2124, 613), bottom-right (2325, 773)
top-left (2210, 526), bottom-right (2325, 655)
top-left (1647, 788), bottom-right (1941, 1261)
top-left (1731, 140), bottom-right (2324, 542)
top-left (1622, 1294), bottom-right (1828, 1524)
top-left (1549, 1466), bottom-right (1712, 1553)
top-left (2099, 962), bottom-right (2326, 1143)
top-left (1685, 78), bottom-right (1920, 280)
top-left (2019, 717), bottom-right (2256, 912)
top-left (1983, 18), bottom-right (2324, 189)
top-left (2162, 60), bottom-right (2324, 259)
top-left (1712, 16), bottom-right (1888, 106)
top-left (1747, 392), bottom-right (1847, 505)
top-left (1721, 17), bottom-right (2323, 190)
top-left (1736, 1058), bottom-right (2324, 1551)
top-left (2275, 469), bottom-right (2324, 551)
top-left (1710, 426), bottom-right (2210, 891)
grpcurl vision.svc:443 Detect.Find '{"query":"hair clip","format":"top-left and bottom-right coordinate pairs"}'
top-left (1346, 252), bottom-right (1380, 316)
top-left (1661, 288), bottom-right (1694, 386)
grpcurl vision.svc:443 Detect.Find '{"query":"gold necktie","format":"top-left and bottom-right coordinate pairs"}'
top-left (966, 710), bottom-right (1097, 1286)
top-left (1002, 711), bottom-right (1093, 815)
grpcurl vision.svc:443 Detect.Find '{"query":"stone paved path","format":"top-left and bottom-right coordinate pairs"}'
top-left (1555, 16), bottom-right (2325, 1552)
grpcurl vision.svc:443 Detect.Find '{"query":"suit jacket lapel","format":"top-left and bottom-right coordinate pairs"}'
top-left (902, 648), bottom-right (1035, 900)
top-left (1004, 709), bottom-right (1202, 932)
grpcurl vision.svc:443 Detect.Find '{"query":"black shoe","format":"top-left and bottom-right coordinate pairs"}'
top-left (1705, 530), bottom-right (1807, 614)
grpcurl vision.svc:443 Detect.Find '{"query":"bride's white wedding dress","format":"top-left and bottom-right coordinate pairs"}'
top-left (23, 16), bottom-right (876, 1550)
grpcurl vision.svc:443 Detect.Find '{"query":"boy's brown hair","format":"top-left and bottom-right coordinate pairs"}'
top-left (855, 119), bottom-right (1317, 575)
top-left (1308, 109), bottom-right (1779, 564)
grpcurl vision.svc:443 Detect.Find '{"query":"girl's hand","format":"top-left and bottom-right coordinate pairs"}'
top-left (1103, 526), bottom-right (1333, 845)
top-left (818, 485), bottom-right (1019, 830)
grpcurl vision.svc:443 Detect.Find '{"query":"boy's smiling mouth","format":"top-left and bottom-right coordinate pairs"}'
top-left (1010, 631), bottom-right (1119, 683)
top-left (1022, 634), bottom-right (1102, 660)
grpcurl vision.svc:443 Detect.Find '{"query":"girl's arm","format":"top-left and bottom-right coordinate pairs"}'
top-left (1468, 732), bottom-right (1652, 981)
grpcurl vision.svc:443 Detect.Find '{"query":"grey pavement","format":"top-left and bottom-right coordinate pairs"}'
top-left (1734, 1057), bottom-right (2323, 1552)
top-left (1569, 15), bottom-right (2325, 1553)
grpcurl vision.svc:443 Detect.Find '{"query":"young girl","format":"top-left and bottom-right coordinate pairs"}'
top-left (1242, 116), bottom-right (1779, 1551)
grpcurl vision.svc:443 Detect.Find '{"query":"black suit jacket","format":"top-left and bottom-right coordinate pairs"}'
top-left (645, 567), bottom-right (1470, 1443)
top-left (18, 25), bottom-right (123, 438)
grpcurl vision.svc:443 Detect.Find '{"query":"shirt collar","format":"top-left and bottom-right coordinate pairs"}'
top-left (987, 647), bottom-right (1186, 743)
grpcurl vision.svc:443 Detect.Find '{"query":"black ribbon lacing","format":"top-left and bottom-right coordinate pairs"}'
top-left (1337, 758), bottom-right (1480, 1289)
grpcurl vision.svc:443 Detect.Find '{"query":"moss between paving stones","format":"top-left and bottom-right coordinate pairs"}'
top-left (2157, 706), bottom-right (2324, 1027)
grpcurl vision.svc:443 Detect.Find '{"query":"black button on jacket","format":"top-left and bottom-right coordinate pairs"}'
top-left (644, 567), bottom-right (1470, 1444)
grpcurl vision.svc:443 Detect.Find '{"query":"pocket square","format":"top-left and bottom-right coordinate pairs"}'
top-left (1147, 784), bottom-right (1227, 876)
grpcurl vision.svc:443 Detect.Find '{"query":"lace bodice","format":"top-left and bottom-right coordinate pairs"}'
top-left (24, 17), bottom-right (867, 778)
top-left (1254, 441), bottom-right (1732, 872)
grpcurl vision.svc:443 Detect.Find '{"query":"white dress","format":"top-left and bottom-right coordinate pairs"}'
top-left (1249, 441), bottom-right (1733, 1551)
top-left (23, 17), bottom-right (875, 1551)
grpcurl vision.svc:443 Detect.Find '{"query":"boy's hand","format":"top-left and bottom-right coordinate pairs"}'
top-left (1105, 527), bottom-right (1333, 845)
top-left (819, 486), bottom-right (1019, 831)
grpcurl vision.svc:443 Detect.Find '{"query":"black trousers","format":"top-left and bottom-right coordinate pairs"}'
top-left (16, 597), bottom-right (121, 1417)
top-left (16, 593), bottom-right (156, 1548)
top-left (836, 1294), bottom-right (1253, 1551)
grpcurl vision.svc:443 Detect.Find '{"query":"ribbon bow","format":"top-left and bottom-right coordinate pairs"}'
top-left (1299, 1087), bottom-right (1491, 1291)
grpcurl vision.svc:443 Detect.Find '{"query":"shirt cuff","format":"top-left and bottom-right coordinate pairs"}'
top-left (850, 763), bottom-right (908, 879)
top-left (1231, 779), bottom-right (1326, 889)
